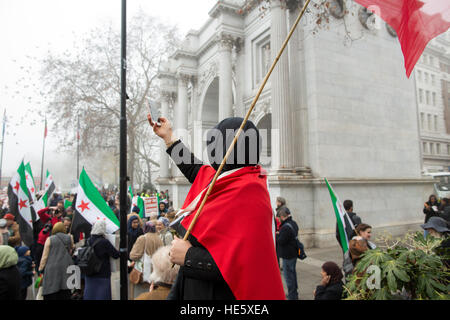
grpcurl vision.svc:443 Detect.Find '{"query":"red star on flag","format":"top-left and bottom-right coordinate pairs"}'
top-left (45, 184), bottom-right (49, 188)
top-left (18, 199), bottom-right (28, 210)
top-left (78, 200), bottom-right (90, 213)
top-left (13, 182), bottom-right (20, 192)
top-left (31, 187), bottom-right (35, 193)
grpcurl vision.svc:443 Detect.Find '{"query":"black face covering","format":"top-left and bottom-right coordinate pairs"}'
top-left (206, 117), bottom-right (261, 172)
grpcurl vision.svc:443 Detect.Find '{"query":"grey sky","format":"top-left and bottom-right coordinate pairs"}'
top-left (0, 0), bottom-right (215, 189)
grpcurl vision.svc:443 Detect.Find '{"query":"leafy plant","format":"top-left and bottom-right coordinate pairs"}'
top-left (344, 232), bottom-right (450, 300)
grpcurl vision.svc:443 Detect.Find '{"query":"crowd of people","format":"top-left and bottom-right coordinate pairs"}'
top-left (1, 184), bottom-right (449, 300)
top-left (0, 186), bottom-right (183, 300)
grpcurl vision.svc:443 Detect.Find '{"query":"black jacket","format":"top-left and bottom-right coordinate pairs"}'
top-left (166, 140), bottom-right (235, 300)
top-left (0, 266), bottom-right (21, 300)
top-left (17, 256), bottom-right (33, 289)
top-left (439, 206), bottom-right (450, 224)
top-left (336, 211), bottom-right (362, 250)
top-left (423, 201), bottom-right (440, 223)
top-left (277, 217), bottom-right (299, 259)
top-left (87, 235), bottom-right (120, 278)
top-left (314, 281), bottom-right (344, 300)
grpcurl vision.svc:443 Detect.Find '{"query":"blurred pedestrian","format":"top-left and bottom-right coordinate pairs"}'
top-left (135, 246), bottom-right (180, 300)
top-left (313, 261), bottom-right (344, 300)
top-left (15, 246), bottom-right (34, 300)
top-left (156, 217), bottom-right (173, 246)
top-left (38, 222), bottom-right (74, 300)
top-left (83, 220), bottom-right (120, 300)
top-left (336, 200), bottom-right (362, 250)
top-left (276, 208), bottom-right (299, 300)
top-left (349, 223), bottom-right (376, 267)
top-left (423, 195), bottom-right (440, 237)
top-left (0, 219), bottom-right (9, 246)
top-left (0, 245), bottom-right (21, 300)
top-left (4, 214), bottom-right (20, 247)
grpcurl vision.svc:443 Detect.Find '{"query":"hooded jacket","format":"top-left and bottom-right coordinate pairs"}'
top-left (0, 245), bottom-right (21, 300)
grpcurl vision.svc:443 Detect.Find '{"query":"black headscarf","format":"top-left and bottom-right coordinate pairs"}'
top-left (206, 117), bottom-right (261, 172)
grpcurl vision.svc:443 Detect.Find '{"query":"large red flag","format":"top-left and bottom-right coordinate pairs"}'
top-left (180, 165), bottom-right (285, 300)
top-left (354, 0), bottom-right (450, 77)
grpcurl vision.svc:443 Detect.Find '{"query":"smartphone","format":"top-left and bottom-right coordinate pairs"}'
top-left (147, 100), bottom-right (161, 126)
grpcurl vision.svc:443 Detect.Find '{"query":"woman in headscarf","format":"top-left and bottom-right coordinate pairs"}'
top-left (158, 202), bottom-right (168, 218)
top-left (130, 221), bottom-right (163, 262)
top-left (313, 261), bottom-right (344, 300)
top-left (0, 245), bottom-right (21, 300)
top-left (135, 246), bottom-right (180, 300)
top-left (83, 220), bottom-right (120, 300)
top-left (147, 114), bottom-right (285, 300)
top-left (155, 217), bottom-right (173, 246)
top-left (127, 215), bottom-right (144, 261)
top-left (38, 222), bottom-right (74, 300)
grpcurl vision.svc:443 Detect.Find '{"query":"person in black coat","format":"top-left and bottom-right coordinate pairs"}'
top-left (83, 221), bottom-right (120, 300)
top-left (423, 194), bottom-right (440, 223)
top-left (277, 209), bottom-right (300, 300)
top-left (149, 115), bottom-right (262, 300)
top-left (314, 261), bottom-right (344, 300)
top-left (336, 200), bottom-right (362, 249)
top-left (16, 246), bottom-right (34, 300)
top-left (0, 245), bottom-right (21, 300)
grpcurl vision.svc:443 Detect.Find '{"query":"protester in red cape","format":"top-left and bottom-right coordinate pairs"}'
top-left (313, 261), bottom-right (344, 300)
top-left (148, 114), bottom-right (285, 300)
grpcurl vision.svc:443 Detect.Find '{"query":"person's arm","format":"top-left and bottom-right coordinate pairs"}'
top-left (39, 237), bottom-right (51, 272)
top-left (166, 140), bottom-right (204, 183)
top-left (129, 235), bottom-right (145, 261)
top-left (8, 223), bottom-right (21, 245)
top-left (147, 115), bottom-right (204, 183)
top-left (105, 238), bottom-right (120, 259)
top-left (182, 246), bottom-right (225, 282)
top-left (38, 207), bottom-right (51, 224)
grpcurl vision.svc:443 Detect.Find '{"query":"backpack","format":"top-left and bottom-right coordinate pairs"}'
top-left (77, 238), bottom-right (103, 276)
top-left (285, 222), bottom-right (307, 260)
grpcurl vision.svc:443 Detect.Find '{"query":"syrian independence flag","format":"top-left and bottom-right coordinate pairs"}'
top-left (73, 168), bottom-right (119, 234)
top-left (353, 0), bottom-right (450, 77)
top-left (24, 163), bottom-right (37, 203)
top-left (177, 165), bottom-right (285, 300)
top-left (33, 170), bottom-right (56, 214)
top-left (42, 170), bottom-right (55, 195)
top-left (7, 161), bottom-right (36, 246)
top-left (324, 178), bottom-right (355, 254)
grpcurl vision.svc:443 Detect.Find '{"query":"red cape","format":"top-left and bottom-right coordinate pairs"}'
top-left (180, 165), bottom-right (285, 300)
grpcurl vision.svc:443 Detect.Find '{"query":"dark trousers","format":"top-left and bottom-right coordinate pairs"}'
top-left (20, 287), bottom-right (28, 300)
top-left (282, 257), bottom-right (298, 300)
top-left (43, 290), bottom-right (71, 300)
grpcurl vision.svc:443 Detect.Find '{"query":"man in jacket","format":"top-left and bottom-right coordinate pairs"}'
top-left (4, 214), bottom-right (20, 248)
top-left (277, 208), bottom-right (299, 300)
top-left (335, 200), bottom-right (362, 249)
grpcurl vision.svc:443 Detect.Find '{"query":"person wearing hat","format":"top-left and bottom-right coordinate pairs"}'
top-left (15, 246), bottom-right (34, 300)
top-left (421, 216), bottom-right (450, 268)
top-left (0, 219), bottom-right (9, 246)
top-left (314, 261), bottom-right (344, 300)
top-left (4, 214), bottom-right (20, 248)
top-left (0, 245), bottom-right (21, 300)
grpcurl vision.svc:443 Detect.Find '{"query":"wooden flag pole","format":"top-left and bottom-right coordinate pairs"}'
top-left (182, 0), bottom-right (312, 242)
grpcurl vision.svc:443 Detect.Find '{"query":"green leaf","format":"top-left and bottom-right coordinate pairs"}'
top-left (393, 268), bottom-right (410, 282)
top-left (387, 271), bottom-right (397, 292)
top-left (430, 279), bottom-right (447, 292)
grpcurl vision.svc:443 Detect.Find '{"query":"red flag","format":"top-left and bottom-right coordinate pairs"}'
top-left (354, 0), bottom-right (450, 77)
top-left (44, 118), bottom-right (47, 139)
top-left (180, 165), bottom-right (285, 300)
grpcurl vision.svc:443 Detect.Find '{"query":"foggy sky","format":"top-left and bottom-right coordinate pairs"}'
top-left (0, 0), bottom-right (214, 190)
